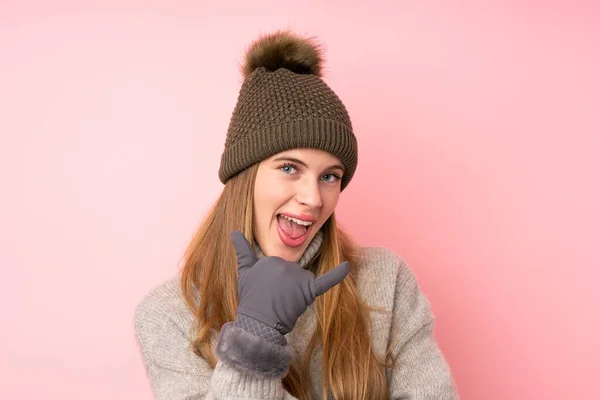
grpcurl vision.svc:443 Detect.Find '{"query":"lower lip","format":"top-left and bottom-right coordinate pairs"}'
top-left (276, 217), bottom-right (312, 248)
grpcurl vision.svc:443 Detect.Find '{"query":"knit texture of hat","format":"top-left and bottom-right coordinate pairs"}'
top-left (218, 30), bottom-right (358, 191)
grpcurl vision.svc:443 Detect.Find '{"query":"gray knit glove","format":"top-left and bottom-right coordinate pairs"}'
top-left (231, 230), bottom-right (350, 338)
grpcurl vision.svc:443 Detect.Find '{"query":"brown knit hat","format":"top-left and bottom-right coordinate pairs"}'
top-left (218, 30), bottom-right (358, 191)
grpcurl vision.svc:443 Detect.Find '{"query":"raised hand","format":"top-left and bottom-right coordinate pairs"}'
top-left (230, 230), bottom-right (350, 335)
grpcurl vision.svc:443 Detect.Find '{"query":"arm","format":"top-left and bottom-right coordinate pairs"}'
top-left (134, 297), bottom-right (298, 400)
top-left (135, 231), bottom-right (350, 400)
top-left (134, 230), bottom-right (348, 400)
top-left (387, 258), bottom-right (459, 399)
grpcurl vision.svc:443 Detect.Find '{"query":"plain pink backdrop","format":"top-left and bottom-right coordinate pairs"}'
top-left (1, 1), bottom-right (599, 399)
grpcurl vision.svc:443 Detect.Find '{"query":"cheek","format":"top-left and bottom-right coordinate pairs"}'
top-left (256, 175), bottom-right (289, 206)
top-left (253, 177), bottom-right (286, 223)
top-left (321, 189), bottom-right (340, 217)
top-left (253, 191), bottom-right (272, 229)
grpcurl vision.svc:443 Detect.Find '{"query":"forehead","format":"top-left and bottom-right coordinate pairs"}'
top-left (269, 148), bottom-right (342, 165)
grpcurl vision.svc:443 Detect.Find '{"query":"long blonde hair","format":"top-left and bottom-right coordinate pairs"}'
top-left (180, 164), bottom-right (395, 399)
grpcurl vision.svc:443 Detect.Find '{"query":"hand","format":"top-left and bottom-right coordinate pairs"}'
top-left (230, 230), bottom-right (350, 335)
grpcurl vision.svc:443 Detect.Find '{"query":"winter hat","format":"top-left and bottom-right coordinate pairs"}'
top-left (218, 30), bottom-right (358, 191)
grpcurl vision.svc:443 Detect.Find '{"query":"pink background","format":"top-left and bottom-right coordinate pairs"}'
top-left (1, 1), bottom-right (599, 399)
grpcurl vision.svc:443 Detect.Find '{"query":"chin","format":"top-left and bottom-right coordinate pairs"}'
top-left (268, 241), bottom-right (306, 263)
top-left (273, 246), bottom-right (304, 263)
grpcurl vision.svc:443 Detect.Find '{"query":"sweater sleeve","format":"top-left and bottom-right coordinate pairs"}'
top-left (134, 294), bottom-right (298, 400)
top-left (387, 257), bottom-right (459, 399)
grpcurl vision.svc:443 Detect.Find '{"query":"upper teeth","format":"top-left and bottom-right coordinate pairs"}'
top-left (281, 215), bottom-right (313, 226)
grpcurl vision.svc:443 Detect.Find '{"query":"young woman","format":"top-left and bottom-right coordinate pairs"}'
top-left (134, 30), bottom-right (458, 399)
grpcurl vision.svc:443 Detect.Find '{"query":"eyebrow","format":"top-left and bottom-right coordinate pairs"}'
top-left (272, 156), bottom-right (345, 173)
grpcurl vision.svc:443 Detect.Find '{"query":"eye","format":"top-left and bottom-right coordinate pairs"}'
top-left (279, 163), bottom-right (298, 174)
top-left (321, 173), bottom-right (342, 183)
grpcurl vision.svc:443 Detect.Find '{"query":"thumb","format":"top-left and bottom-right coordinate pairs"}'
top-left (230, 230), bottom-right (257, 273)
top-left (310, 261), bottom-right (350, 297)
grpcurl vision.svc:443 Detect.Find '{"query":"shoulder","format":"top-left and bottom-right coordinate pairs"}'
top-left (356, 246), bottom-right (404, 273)
top-left (133, 274), bottom-right (214, 377)
top-left (354, 246), bottom-right (429, 313)
top-left (354, 246), bottom-right (418, 291)
top-left (134, 273), bottom-right (194, 342)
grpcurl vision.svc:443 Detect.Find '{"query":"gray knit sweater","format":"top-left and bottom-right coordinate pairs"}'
top-left (134, 234), bottom-right (458, 399)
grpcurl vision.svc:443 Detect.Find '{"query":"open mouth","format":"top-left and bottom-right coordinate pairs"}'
top-left (276, 214), bottom-right (313, 247)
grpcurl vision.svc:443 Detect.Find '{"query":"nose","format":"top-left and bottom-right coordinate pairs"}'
top-left (296, 177), bottom-right (322, 209)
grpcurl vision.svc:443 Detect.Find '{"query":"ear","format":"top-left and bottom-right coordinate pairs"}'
top-left (230, 230), bottom-right (258, 273)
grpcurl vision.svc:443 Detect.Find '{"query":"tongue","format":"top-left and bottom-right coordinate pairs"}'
top-left (278, 215), bottom-right (307, 239)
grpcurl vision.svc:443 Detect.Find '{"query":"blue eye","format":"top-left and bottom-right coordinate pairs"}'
top-left (321, 173), bottom-right (342, 183)
top-left (280, 163), bottom-right (297, 174)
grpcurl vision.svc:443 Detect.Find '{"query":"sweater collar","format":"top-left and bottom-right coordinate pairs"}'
top-left (253, 229), bottom-right (324, 268)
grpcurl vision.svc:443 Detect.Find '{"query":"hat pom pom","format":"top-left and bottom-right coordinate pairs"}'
top-left (241, 30), bottom-right (324, 78)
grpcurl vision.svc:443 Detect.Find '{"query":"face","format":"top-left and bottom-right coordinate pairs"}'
top-left (253, 148), bottom-right (344, 262)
